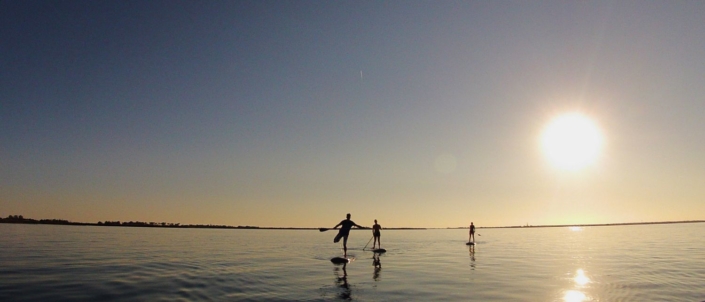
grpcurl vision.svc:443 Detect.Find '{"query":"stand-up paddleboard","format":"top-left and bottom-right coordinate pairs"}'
top-left (372, 248), bottom-right (387, 253)
top-left (466, 242), bottom-right (475, 246)
top-left (331, 257), bottom-right (353, 264)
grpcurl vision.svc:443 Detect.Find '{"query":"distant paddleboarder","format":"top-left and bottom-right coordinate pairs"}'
top-left (332, 213), bottom-right (364, 257)
top-left (469, 222), bottom-right (476, 242)
top-left (372, 219), bottom-right (382, 249)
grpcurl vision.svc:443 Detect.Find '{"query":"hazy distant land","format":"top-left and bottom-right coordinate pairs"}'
top-left (1, 215), bottom-right (703, 230)
top-left (445, 220), bottom-right (705, 229)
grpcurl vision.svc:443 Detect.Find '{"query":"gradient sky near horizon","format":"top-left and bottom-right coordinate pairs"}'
top-left (2, 1), bottom-right (705, 228)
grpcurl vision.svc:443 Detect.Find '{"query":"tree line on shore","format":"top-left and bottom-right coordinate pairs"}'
top-left (0, 215), bottom-right (260, 229)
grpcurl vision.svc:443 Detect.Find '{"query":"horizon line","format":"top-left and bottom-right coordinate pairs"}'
top-left (1, 215), bottom-right (704, 230)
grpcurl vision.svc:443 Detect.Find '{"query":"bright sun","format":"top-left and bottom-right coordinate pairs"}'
top-left (541, 113), bottom-right (603, 170)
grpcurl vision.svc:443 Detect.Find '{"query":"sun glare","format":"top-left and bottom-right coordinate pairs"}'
top-left (541, 113), bottom-right (603, 171)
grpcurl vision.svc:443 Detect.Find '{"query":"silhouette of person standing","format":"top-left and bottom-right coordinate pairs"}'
top-left (372, 219), bottom-right (382, 249)
top-left (333, 213), bottom-right (364, 257)
top-left (469, 222), bottom-right (476, 242)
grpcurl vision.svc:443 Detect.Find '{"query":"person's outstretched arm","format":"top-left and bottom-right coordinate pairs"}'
top-left (333, 221), bottom-right (342, 229)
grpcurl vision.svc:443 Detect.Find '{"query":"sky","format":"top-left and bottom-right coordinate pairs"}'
top-left (2, 1), bottom-right (705, 228)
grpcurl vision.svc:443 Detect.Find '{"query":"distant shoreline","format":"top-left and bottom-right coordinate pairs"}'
top-left (444, 220), bottom-right (705, 229)
top-left (0, 215), bottom-right (429, 230)
top-left (1, 215), bottom-right (703, 230)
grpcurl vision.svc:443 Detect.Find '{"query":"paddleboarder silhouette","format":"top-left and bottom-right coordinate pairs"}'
top-left (332, 213), bottom-right (364, 257)
top-left (469, 222), bottom-right (476, 242)
top-left (372, 219), bottom-right (382, 249)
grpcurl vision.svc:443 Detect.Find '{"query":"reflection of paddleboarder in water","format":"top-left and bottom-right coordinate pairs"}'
top-left (469, 245), bottom-right (476, 266)
top-left (332, 213), bottom-right (364, 257)
top-left (469, 222), bottom-right (476, 242)
top-left (372, 219), bottom-right (381, 249)
top-left (334, 263), bottom-right (351, 300)
top-left (372, 254), bottom-right (381, 281)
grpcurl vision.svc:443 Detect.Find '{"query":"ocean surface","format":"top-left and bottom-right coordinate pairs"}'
top-left (1, 222), bottom-right (704, 301)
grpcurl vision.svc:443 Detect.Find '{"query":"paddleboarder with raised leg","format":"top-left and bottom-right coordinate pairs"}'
top-left (469, 222), bottom-right (476, 243)
top-left (332, 213), bottom-right (364, 257)
top-left (372, 219), bottom-right (382, 249)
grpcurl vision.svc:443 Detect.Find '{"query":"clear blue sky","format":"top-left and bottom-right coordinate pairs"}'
top-left (2, 1), bottom-right (705, 227)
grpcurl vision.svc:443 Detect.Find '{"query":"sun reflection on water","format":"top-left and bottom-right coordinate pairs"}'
top-left (563, 269), bottom-right (590, 301)
top-left (574, 269), bottom-right (589, 286)
top-left (563, 290), bottom-right (586, 302)
top-left (569, 226), bottom-right (584, 232)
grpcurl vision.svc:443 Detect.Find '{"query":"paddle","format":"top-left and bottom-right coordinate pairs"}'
top-left (362, 236), bottom-right (373, 251)
top-left (319, 228), bottom-right (330, 232)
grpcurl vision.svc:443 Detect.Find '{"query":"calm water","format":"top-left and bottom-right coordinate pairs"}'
top-left (1, 223), bottom-right (704, 301)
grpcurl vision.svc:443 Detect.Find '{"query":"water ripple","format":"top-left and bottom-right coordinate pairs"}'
top-left (1, 223), bottom-right (704, 301)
